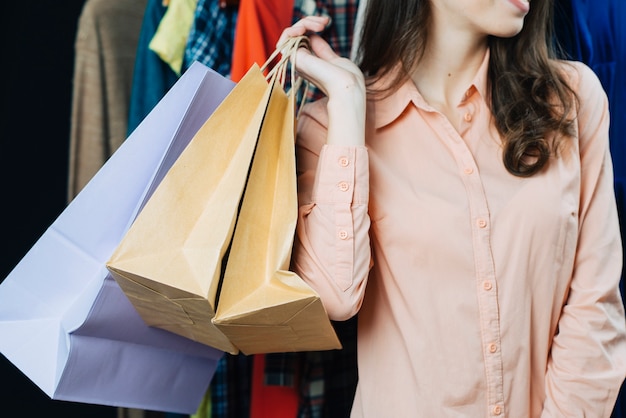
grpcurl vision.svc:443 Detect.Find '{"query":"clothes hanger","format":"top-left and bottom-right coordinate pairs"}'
top-left (219, 0), bottom-right (240, 8)
top-left (161, 0), bottom-right (238, 9)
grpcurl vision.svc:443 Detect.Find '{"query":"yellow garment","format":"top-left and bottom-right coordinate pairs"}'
top-left (149, 0), bottom-right (197, 75)
top-left (191, 389), bottom-right (211, 418)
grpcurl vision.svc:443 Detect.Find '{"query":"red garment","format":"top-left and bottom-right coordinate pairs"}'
top-left (230, 0), bottom-right (294, 81)
top-left (250, 354), bottom-right (299, 418)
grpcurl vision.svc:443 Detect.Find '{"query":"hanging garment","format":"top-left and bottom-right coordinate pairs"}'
top-left (250, 354), bottom-right (299, 418)
top-left (191, 391), bottom-right (211, 418)
top-left (68, 0), bottom-right (148, 199)
top-left (292, 317), bottom-right (357, 418)
top-left (117, 409), bottom-right (166, 418)
top-left (349, 0), bottom-right (367, 61)
top-left (126, 0), bottom-right (179, 136)
top-left (608, 3), bottom-right (626, 200)
top-left (229, 0), bottom-right (295, 82)
top-left (182, 0), bottom-right (238, 77)
top-left (210, 354), bottom-right (253, 418)
top-left (553, 0), bottom-right (623, 180)
top-left (292, 0), bottom-right (360, 102)
top-left (149, 0), bottom-right (199, 75)
top-left (292, 0), bottom-right (357, 58)
top-left (255, 320), bottom-right (358, 418)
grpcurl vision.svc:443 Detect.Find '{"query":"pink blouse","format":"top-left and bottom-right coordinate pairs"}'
top-left (293, 52), bottom-right (626, 417)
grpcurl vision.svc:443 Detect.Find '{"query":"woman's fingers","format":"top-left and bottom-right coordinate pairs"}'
top-left (276, 15), bottom-right (330, 48)
top-left (306, 33), bottom-right (339, 61)
top-left (274, 15), bottom-right (364, 105)
top-left (291, 36), bottom-right (363, 98)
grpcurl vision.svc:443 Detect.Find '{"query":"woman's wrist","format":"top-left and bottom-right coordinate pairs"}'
top-left (325, 85), bottom-right (366, 146)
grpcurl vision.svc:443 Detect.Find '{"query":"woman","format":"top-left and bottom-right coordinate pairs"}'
top-left (278, 0), bottom-right (626, 416)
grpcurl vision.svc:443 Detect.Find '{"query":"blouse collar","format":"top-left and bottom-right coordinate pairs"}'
top-left (370, 48), bottom-right (490, 129)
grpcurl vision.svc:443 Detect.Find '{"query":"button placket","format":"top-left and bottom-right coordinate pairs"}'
top-left (455, 151), bottom-right (504, 412)
top-left (447, 130), bottom-right (504, 413)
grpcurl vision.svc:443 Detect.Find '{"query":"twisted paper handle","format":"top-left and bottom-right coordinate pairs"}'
top-left (261, 36), bottom-right (311, 115)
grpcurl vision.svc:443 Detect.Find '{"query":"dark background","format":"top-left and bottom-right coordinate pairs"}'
top-left (0, 1), bottom-right (115, 416)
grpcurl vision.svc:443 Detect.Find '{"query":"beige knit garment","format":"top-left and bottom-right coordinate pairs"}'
top-left (67, 0), bottom-right (147, 200)
top-left (70, 0), bottom-right (156, 414)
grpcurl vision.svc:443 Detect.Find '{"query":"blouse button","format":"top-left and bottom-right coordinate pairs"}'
top-left (339, 157), bottom-right (350, 167)
top-left (493, 405), bottom-right (502, 415)
top-left (464, 112), bottom-right (473, 122)
top-left (477, 218), bottom-right (487, 228)
top-left (488, 343), bottom-right (498, 353)
top-left (338, 181), bottom-right (350, 192)
top-left (338, 230), bottom-right (349, 240)
top-left (463, 167), bottom-right (474, 175)
top-left (483, 281), bottom-right (492, 291)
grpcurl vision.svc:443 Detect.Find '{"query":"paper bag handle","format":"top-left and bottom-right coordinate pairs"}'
top-left (261, 36), bottom-right (311, 116)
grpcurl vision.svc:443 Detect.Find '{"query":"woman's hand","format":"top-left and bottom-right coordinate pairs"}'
top-left (277, 16), bottom-right (366, 146)
top-left (276, 16), bottom-right (364, 103)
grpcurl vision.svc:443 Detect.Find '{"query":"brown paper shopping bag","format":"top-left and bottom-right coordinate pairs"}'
top-left (211, 39), bottom-right (341, 354)
top-left (107, 36), bottom-right (340, 355)
top-left (106, 63), bottom-right (274, 355)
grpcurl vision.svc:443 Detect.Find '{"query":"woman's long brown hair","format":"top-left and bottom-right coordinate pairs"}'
top-left (355, 0), bottom-right (577, 177)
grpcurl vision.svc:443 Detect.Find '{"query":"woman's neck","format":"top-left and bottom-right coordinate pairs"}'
top-left (411, 25), bottom-right (488, 111)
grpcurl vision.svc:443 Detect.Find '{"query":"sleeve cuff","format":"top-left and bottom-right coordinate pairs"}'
top-left (311, 144), bottom-right (369, 205)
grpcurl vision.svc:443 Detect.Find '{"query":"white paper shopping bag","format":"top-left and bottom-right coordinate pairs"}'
top-left (0, 62), bottom-right (234, 414)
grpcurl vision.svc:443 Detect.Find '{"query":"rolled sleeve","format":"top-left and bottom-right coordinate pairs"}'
top-left (293, 102), bottom-right (371, 321)
top-left (313, 145), bottom-right (369, 292)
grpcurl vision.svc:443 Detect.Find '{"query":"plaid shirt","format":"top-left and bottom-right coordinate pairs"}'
top-left (293, 0), bottom-right (359, 60)
top-left (210, 354), bottom-right (253, 418)
top-left (183, 0), bottom-right (238, 76)
top-left (292, 0), bottom-right (360, 103)
top-left (261, 318), bottom-right (358, 418)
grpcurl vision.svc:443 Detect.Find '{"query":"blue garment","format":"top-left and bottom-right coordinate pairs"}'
top-left (554, 1), bottom-right (626, 416)
top-left (182, 0), bottom-right (238, 77)
top-left (554, 0), bottom-right (624, 193)
top-left (127, 0), bottom-right (179, 135)
top-left (210, 353), bottom-right (252, 418)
